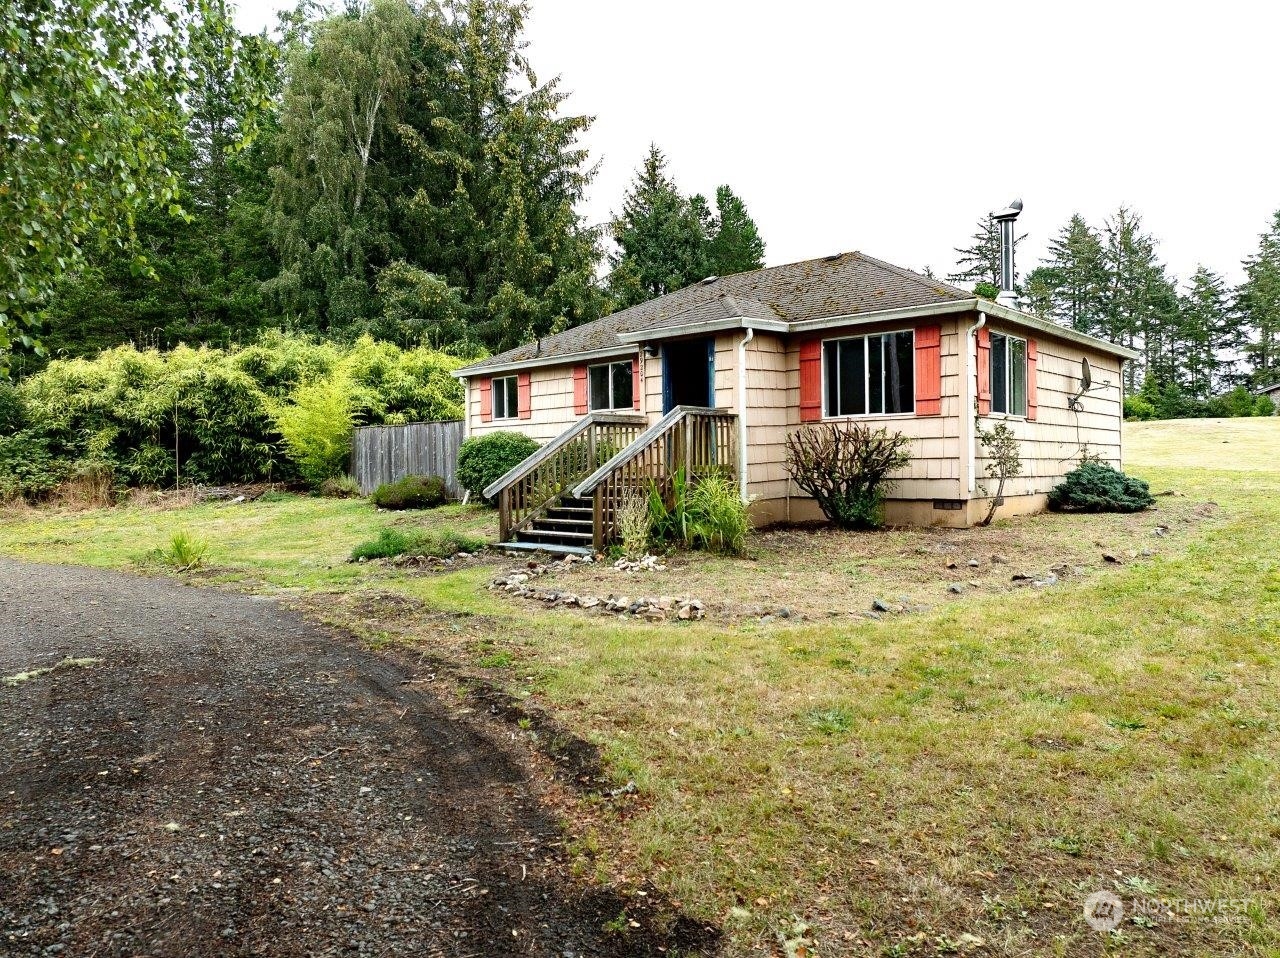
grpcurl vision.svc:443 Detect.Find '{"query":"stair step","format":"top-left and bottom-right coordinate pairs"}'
top-left (493, 540), bottom-right (594, 557)
top-left (534, 516), bottom-right (594, 528)
top-left (547, 506), bottom-right (593, 517)
top-left (558, 497), bottom-right (593, 509)
top-left (519, 529), bottom-right (594, 542)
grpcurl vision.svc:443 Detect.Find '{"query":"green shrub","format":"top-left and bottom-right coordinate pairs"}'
top-left (350, 526), bottom-right (486, 561)
top-left (0, 334), bottom-right (466, 499)
top-left (456, 431), bottom-right (540, 501)
top-left (647, 468), bottom-right (750, 556)
top-left (270, 374), bottom-right (355, 487)
top-left (1123, 396), bottom-right (1157, 421)
top-left (319, 475), bottom-right (362, 498)
top-left (784, 423), bottom-right (912, 529)
top-left (1048, 463), bottom-right (1155, 513)
top-left (370, 474), bottom-right (448, 509)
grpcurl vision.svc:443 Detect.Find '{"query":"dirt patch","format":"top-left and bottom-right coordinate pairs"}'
top-left (0, 559), bottom-right (719, 957)
top-left (497, 499), bottom-right (1215, 622)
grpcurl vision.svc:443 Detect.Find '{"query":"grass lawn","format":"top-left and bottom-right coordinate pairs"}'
top-left (2, 419), bottom-right (1277, 957)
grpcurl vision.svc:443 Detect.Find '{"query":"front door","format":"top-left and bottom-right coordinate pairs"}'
top-left (661, 338), bottom-right (715, 413)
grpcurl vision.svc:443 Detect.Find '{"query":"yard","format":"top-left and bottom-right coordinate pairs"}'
top-left (1, 418), bottom-right (1276, 957)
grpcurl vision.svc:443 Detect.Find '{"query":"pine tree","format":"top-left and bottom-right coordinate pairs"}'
top-left (1097, 208), bottom-right (1178, 390)
top-left (1033, 215), bottom-right (1106, 333)
top-left (706, 185), bottom-right (765, 276)
top-left (607, 145), bottom-right (709, 307)
top-left (1177, 266), bottom-right (1236, 398)
top-left (1239, 210), bottom-right (1280, 387)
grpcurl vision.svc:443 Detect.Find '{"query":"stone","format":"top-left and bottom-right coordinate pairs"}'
top-left (990, 554), bottom-right (1007, 564)
top-left (967, 559), bottom-right (980, 567)
top-left (1032, 573), bottom-right (1058, 588)
top-left (1011, 572), bottom-right (1033, 582)
top-left (777, 607), bottom-right (792, 619)
top-left (871, 598), bottom-right (894, 613)
top-left (1103, 553), bottom-right (1121, 564)
top-left (863, 611), bottom-right (883, 621)
top-left (947, 583), bottom-right (965, 594)
top-left (677, 605), bottom-right (693, 620)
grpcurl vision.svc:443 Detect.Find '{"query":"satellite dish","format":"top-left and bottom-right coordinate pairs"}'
top-left (1080, 357), bottom-right (1092, 391)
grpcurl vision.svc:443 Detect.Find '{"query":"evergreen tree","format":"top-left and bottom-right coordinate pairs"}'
top-left (1176, 266), bottom-right (1237, 398)
top-left (607, 145), bottom-right (709, 307)
top-left (947, 214), bottom-right (1023, 288)
top-left (34, 4), bottom-right (280, 359)
top-left (705, 185), bottom-right (766, 276)
top-left (1239, 210), bottom-right (1280, 387)
top-left (1097, 208), bottom-right (1179, 389)
top-left (1033, 215), bottom-right (1106, 333)
top-left (269, 0), bottom-right (605, 349)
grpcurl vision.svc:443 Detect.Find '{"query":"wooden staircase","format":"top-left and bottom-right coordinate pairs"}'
top-left (512, 495), bottom-right (595, 552)
top-left (485, 407), bottom-right (739, 555)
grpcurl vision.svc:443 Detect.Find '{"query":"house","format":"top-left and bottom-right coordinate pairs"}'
top-left (453, 226), bottom-right (1138, 552)
top-left (1259, 382), bottom-right (1280, 412)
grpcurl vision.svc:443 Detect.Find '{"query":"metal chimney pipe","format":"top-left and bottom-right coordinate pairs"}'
top-left (992, 199), bottom-right (1023, 298)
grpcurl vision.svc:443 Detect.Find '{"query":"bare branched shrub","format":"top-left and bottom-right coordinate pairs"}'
top-left (52, 462), bottom-right (115, 510)
top-left (785, 423), bottom-right (912, 529)
top-left (977, 422), bottom-right (1023, 526)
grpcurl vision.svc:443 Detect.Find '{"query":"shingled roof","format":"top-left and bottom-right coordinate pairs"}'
top-left (456, 251), bottom-right (971, 375)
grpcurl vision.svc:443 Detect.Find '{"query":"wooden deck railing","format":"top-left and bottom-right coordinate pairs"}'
top-left (484, 412), bottom-right (647, 542)
top-left (572, 405), bottom-right (738, 549)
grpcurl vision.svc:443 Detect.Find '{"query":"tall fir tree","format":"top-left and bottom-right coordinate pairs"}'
top-left (705, 185), bottom-right (766, 276)
top-left (268, 0), bottom-right (605, 349)
top-left (1238, 210), bottom-right (1280, 387)
top-left (1176, 266), bottom-right (1237, 398)
top-left (607, 145), bottom-right (710, 308)
top-left (1031, 214), bottom-right (1106, 333)
top-left (1097, 208), bottom-right (1179, 390)
top-left (33, 3), bottom-right (279, 361)
top-left (608, 147), bottom-right (766, 308)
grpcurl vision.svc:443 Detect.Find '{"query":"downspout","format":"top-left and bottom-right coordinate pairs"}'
top-left (736, 327), bottom-right (754, 503)
top-left (964, 315), bottom-right (986, 494)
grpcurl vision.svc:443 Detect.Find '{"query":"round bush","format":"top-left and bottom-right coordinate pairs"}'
top-left (456, 431), bottom-right (540, 502)
top-left (371, 474), bottom-right (448, 510)
top-left (1048, 462), bottom-right (1155, 513)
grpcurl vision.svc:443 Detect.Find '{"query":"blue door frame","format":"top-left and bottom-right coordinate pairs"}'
top-left (661, 338), bottom-right (716, 413)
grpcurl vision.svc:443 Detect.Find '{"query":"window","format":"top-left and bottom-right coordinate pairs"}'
top-left (588, 360), bottom-right (633, 411)
top-left (823, 331), bottom-right (914, 417)
top-left (990, 333), bottom-right (1028, 416)
top-left (491, 375), bottom-right (518, 419)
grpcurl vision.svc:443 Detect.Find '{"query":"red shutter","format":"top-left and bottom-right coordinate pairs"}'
top-left (914, 323), bottom-right (942, 416)
top-left (573, 365), bottom-right (588, 415)
top-left (517, 372), bottom-right (531, 419)
top-left (799, 339), bottom-right (822, 421)
top-left (1026, 338), bottom-right (1038, 420)
top-left (976, 326), bottom-right (992, 416)
top-left (632, 357), bottom-right (641, 410)
top-left (479, 377), bottom-right (493, 422)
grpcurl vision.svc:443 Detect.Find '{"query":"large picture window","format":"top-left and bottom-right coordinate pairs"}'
top-left (990, 332), bottom-right (1028, 416)
top-left (491, 375), bottom-right (519, 420)
top-left (823, 331), bottom-right (914, 417)
top-left (589, 360), bottom-right (633, 411)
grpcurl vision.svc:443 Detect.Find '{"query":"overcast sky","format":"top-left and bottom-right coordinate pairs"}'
top-left (233, 0), bottom-right (1279, 288)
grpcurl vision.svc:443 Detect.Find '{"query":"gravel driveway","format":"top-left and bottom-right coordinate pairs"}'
top-left (0, 559), bottom-right (714, 957)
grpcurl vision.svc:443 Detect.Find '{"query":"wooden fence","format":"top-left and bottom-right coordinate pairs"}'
top-left (351, 420), bottom-right (465, 497)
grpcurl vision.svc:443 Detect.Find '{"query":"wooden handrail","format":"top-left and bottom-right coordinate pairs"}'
top-left (486, 411), bottom-right (647, 542)
top-left (572, 406), bottom-right (738, 549)
top-left (571, 406), bottom-right (725, 498)
top-left (482, 412), bottom-right (645, 501)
